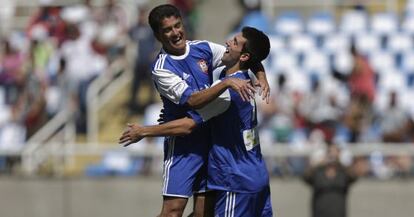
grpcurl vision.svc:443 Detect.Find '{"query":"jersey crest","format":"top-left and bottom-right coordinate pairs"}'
top-left (198, 59), bottom-right (208, 74)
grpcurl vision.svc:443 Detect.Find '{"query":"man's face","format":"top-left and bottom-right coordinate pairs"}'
top-left (156, 16), bottom-right (186, 55)
top-left (222, 32), bottom-right (248, 66)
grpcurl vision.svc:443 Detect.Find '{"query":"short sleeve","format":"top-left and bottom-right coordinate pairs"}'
top-left (195, 80), bottom-right (231, 121)
top-left (152, 68), bottom-right (195, 105)
top-left (208, 42), bottom-right (226, 68)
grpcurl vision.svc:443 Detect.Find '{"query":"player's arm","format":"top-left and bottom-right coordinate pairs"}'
top-left (119, 117), bottom-right (197, 147)
top-left (186, 77), bottom-right (255, 109)
top-left (250, 62), bottom-right (270, 104)
top-left (152, 68), bottom-right (254, 109)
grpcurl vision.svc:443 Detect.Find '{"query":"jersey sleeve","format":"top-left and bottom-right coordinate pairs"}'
top-left (152, 68), bottom-right (194, 105)
top-left (195, 79), bottom-right (231, 122)
top-left (208, 42), bottom-right (226, 68)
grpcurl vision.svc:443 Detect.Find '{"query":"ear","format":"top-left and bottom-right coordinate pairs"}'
top-left (240, 53), bottom-right (250, 62)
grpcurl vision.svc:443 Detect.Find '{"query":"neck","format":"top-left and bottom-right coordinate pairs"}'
top-left (225, 62), bottom-right (248, 75)
top-left (164, 47), bottom-right (186, 56)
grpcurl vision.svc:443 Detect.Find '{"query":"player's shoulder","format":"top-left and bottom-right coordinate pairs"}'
top-left (152, 53), bottom-right (178, 71)
top-left (152, 53), bottom-right (168, 70)
top-left (188, 40), bottom-right (214, 50)
top-left (188, 40), bottom-right (208, 45)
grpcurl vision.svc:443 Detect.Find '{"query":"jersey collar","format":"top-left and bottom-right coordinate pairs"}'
top-left (162, 42), bottom-right (190, 60)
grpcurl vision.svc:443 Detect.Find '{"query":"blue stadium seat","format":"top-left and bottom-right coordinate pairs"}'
top-left (274, 11), bottom-right (303, 36)
top-left (288, 34), bottom-right (316, 54)
top-left (269, 36), bottom-right (286, 52)
top-left (285, 69), bottom-right (310, 92)
top-left (307, 11), bottom-right (335, 36)
top-left (302, 50), bottom-right (330, 75)
top-left (377, 69), bottom-right (406, 92)
top-left (332, 51), bottom-right (354, 74)
top-left (406, 73), bottom-right (414, 88)
top-left (340, 10), bottom-right (369, 35)
top-left (386, 33), bottom-right (413, 53)
top-left (401, 14), bottom-right (414, 34)
top-left (236, 10), bottom-right (271, 34)
top-left (355, 32), bottom-right (382, 55)
top-left (370, 12), bottom-right (399, 35)
top-left (270, 50), bottom-right (298, 73)
top-left (322, 33), bottom-right (351, 54)
top-left (400, 51), bottom-right (414, 73)
top-left (369, 51), bottom-right (396, 75)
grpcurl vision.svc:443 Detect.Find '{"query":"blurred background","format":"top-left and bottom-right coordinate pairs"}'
top-left (0, 0), bottom-right (414, 216)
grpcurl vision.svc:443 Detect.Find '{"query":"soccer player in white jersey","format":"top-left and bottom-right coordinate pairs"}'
top-left (120, 4), bottom-right (270, 217)
top-left (120, 26), bottom-right (272, 216)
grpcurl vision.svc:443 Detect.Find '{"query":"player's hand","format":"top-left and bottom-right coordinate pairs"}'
top-left (254, 76), bottom-right (270, 104)
top-left (119, 123), bottom-right (145, 147)
top-left (225, 78), bottom-right (256, 101)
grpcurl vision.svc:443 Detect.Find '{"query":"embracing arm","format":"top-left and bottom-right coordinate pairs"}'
top-left (119, 117), bottom-right (197, 147)
top-left (250, 62), bottom-right (270, 103)
top-left (186, 78), bottom-right (255, 109)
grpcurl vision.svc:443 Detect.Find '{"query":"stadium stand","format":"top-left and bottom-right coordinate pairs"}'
top-left (0, 0), bottom-right (413, 179)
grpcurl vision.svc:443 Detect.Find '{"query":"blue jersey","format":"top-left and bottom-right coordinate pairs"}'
top-left (152, 40), bottom-right (224, 123)
top-left (208, 70), bottom-right (270, 193)
top-left (151, 40), bottom-right (225, 197)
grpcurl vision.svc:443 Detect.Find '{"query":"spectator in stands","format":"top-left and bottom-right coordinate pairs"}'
top-left (304, 144), bottom-right (367, 217)
top-left (27, 5), bottom-right (66, 46)
top-left (127, 6), bottom-right (158, 114)
top-left (379, 90), bottom-right (413, 177)
top-left (0, 39), bottom-right (26, 105)
top-left (14, 47), bottom-right (48, 139)
top-left (334, 44), bottom-right (376, 142)
top-left (59, 17), bottom-right (108, 133)
top-left (259, 74), bottom-right (295, 143)
top-left (380, 90), bottom-right (410, 142)
top-left (300, 78), bottom-right (344, 144)
top-left (94, 0), bottom-right (128, 59)
top-left (29, 25), bottom-right (55, 85)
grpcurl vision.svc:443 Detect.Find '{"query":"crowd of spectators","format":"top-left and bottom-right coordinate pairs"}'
top-left (1, 0), bottom-right (413, 179)
top-left (0, 0), bottom-right (135, 172)
top-left (238, 0), bottom-right (414, 178)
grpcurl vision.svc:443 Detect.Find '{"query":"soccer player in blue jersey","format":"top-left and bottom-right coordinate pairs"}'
top-left (119, 4), bottom-right (270, 217)
top-left (120, 26), bottom-right (272, 216)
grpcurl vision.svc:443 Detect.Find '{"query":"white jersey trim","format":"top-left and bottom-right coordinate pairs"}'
top-left (162, 137), bottom-right (175, 195)
top-left (162, 193), bottom-right (190, 198)
top-left (225, 192), bottom-right (236, 217)
top-left (208, 41), bottom-right (226, 69)
top-left (168, 42), bottom-right (190, 60)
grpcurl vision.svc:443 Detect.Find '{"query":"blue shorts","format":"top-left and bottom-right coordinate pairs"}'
top-left (214, 186), bottom-right (273, 217)
top-left (162, 136), bottom-right (209, 198)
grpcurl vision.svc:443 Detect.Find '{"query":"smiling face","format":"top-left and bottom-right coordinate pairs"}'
top-left (155, 16), bottom-right (187, 56)
top-left (222, 33), bottom-right (249, 68)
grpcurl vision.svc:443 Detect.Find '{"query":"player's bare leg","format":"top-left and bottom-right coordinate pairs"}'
top-left (192, 191), bottom-right (215, 217)
top-left (159, 196), bottom-right (188, 217)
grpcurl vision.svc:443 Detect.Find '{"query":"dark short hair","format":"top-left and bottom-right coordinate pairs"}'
top-left (148, 4), bottom-right (182, 34)
top-left (241, 26), bottom-right (270, 64)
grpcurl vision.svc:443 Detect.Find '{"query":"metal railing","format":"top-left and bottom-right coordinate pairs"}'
top-left (18, 55), bottom-right (129, 175)
top-left (16, 141), bottom-right (414, 177)
top-left (86, 58), bottom-right (131, 144)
